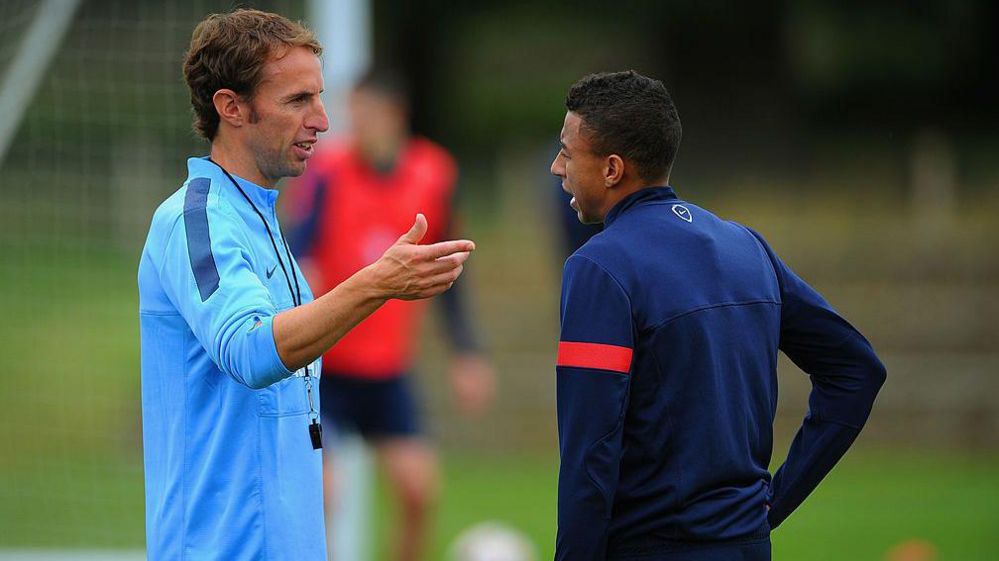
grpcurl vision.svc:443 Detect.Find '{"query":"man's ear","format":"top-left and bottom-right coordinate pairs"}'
top-left (604, 154), bottom-right (625, 187)
top-left (212, 89), bottom-right (244, 129)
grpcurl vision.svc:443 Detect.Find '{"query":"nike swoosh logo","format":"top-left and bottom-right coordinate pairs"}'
top-left (266, 265), bottom-right (277, 279)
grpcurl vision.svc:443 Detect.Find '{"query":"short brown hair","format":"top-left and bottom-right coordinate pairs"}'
top-left (183, 9), bottom-right (322, 140)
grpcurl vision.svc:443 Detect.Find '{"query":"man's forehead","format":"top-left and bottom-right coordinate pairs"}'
top-left (259, 47), bottom-right (322, 86)
top-left (561, 111), bottom-right (585, 145)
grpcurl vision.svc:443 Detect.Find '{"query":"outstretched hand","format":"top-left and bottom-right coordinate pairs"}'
top-left (368, 214), bottom-right (476, 301)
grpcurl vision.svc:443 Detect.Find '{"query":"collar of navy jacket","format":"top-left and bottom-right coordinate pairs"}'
top-left (603, 185), bottom-right (678, 226)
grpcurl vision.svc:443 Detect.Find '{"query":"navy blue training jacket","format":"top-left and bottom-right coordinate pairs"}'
top-left (555, 186), bottom-right (886, 560)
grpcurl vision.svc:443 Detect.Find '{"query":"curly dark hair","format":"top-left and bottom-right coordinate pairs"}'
top-left (183, 9), bottom-right (322, 140)
top-left (565, 70), bottom-right (682, 183)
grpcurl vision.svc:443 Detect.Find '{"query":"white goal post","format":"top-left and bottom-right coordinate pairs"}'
top-left (0, 0), bottom-right (83, 167)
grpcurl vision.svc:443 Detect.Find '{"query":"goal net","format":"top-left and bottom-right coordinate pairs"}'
top-left (0, 0), bottom-right (306, 552)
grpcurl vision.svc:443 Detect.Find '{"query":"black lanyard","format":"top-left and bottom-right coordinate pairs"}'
top-left (208, 158), bottom-right (322, 450)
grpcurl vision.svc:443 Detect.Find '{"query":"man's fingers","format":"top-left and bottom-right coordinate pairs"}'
top-left (429, 251), bottom-right (471, 273)
top-left (381, 226), bottom-right (474, 300)
top-left (419, 265), bottom-right (464, 292)
top-left (425, 239), bottom-right (475, 259)
top-left (397, 213), bottom-right (429, 245)
top-left (407, 263), bottom-right (465, 299)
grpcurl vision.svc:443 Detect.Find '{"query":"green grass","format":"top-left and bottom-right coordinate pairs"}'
top-left (402, 452), bottom-right (560, 560)
top-left (377, 450), bottom-right (999, 561)
top-left (1, 449), bottom-right (998, 560)
top-left (769, 451), bottom-right (999, 561)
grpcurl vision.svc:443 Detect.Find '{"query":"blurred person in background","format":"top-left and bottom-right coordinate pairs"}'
top-left (290, 69), bottom-right (495, 561)
top-left (551, 70), bottom-right (886, 561)
top-left (138, 10), bottom-right (474, 560)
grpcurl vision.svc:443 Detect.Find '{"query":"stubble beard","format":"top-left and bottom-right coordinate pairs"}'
top-left (248, 133), bottom-right (302, 185)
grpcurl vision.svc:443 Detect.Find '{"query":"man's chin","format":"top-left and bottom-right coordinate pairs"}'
top-left (284, 161), bottom-right (308, 178)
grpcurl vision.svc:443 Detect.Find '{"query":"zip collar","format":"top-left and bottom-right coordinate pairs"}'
top-left (604, 186), bottom-right (679, 226)
top-left (187, 156), bottom-right (280, 212)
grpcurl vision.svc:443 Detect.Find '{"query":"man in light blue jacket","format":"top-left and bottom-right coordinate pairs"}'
top-left (138, 9), bottom-right (474, 560)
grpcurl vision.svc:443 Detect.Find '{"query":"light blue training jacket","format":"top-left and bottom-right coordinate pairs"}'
top-left (138, 156), bottom-right (325, 560)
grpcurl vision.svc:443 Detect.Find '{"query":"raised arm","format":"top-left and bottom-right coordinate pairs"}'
top-left (274, 213), bottom-right (474, 371)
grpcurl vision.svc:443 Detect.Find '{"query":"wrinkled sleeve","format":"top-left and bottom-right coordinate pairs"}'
top-left (158, 198), bottom-right (293, 389)
top-left (555, 255), bottom-right (634, 561)
top-left (751, 230), bottom-right (887, 529)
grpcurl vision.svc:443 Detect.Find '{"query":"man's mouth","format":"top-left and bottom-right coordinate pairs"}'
top-left (562, 183), bottom-right (576, 209)
top-left (292, 140), bottom-right (316, 159)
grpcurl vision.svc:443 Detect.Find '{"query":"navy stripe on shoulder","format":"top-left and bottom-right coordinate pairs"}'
top-left (183, 177), bottom-right (220, 301)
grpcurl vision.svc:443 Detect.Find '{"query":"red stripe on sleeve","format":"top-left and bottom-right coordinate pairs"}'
top-left (557, 341), bottom-right (633, 374)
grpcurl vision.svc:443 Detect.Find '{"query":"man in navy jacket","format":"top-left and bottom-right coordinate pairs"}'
top-left (550, 70), bottom-right (886, 561)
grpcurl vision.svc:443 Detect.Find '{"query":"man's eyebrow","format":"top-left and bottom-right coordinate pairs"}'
top-left (559, 139), bottom-right (570, 154)
top-left (282, 90), bottom-right (319, 102)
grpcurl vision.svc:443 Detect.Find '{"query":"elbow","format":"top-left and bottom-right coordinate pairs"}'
top-left (229, 360), bottom-right (289, 390)
top-left (848, 356), bottom-right (886, 414)
top-left (242, 371), bottom-right (276, 390)
top-left (868, 356), bottom-right (887, 395)
top-left (850, 336), bottom-right (886, 399)
top-left (217, 347), bottom-right (275, 389)
top-left (216, 327), bottom-right (291, 390)
top-left (231, 349), bottom-right (290, 389)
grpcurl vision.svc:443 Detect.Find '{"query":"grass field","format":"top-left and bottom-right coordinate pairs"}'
top-left (401, 450), bottom-right (999, 561)
top-left (1, 449), bottom-right (998, 560)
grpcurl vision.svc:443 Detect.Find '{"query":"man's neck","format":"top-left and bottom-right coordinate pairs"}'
top-left (210, 138), bottom-right (275, 189)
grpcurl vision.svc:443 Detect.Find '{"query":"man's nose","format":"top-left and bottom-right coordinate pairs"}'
top-left (550, 156), bottom-right (563, 177)
top-left (308, 99), bottom-right (330, 132)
